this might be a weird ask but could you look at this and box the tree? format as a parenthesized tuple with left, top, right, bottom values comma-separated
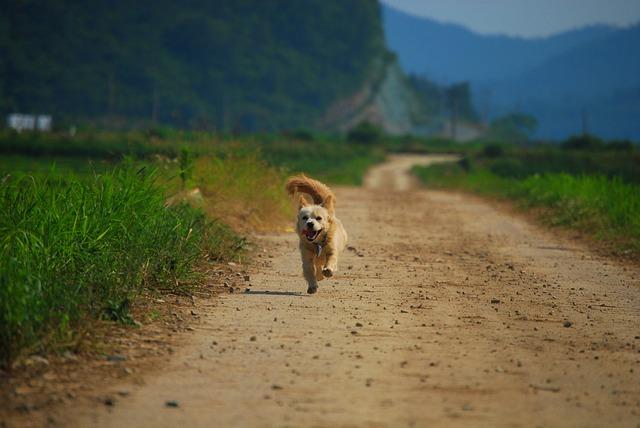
(488, 113, 538, 142)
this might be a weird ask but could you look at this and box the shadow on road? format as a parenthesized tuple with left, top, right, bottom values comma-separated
(243, 290, 304, 296)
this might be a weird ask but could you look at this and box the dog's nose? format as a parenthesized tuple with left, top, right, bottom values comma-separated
(306, 221, 314, 228)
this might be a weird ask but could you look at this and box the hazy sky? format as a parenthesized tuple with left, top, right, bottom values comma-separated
(381, 0, 640, 38)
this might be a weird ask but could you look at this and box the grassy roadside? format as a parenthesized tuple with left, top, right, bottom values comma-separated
(413, 159, 640, 254)
(0, 165, 249, 366)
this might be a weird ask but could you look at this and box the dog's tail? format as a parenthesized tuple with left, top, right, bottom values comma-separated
(285, 174, 335, 212)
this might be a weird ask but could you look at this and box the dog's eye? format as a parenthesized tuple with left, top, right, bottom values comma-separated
(316, 216, 322, 221)
(302, 216, 308, 221)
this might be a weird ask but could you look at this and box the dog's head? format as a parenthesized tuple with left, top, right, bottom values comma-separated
(296, 195, 334, 243)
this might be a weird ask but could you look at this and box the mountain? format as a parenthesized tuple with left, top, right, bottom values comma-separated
(382, 4, 615, 84)
(382, 4, 640, 140)
(0, 0, 387, 131)
(488, 25, 640, 138)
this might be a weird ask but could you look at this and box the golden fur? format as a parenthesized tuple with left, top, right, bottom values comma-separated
(285, 175, 348, 294)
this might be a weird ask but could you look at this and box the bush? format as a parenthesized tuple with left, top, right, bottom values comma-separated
(606, 140, 635, 151)
(346, 121, 382, 145)
(490, 158, 526, 179)
(562, 134, 604, 151)
(482, 143, 505, 158)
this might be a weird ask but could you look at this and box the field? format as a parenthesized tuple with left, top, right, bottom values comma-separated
(0, 129, 384, 368)
(0, 129, 384, 185)
(413, 140, 640, 253)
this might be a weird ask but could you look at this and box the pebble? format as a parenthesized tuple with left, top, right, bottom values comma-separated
(107, 354, 127, 362)
(165, 400, 179, 408)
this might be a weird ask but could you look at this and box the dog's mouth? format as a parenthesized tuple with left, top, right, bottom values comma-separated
(303, 228, 322, 242)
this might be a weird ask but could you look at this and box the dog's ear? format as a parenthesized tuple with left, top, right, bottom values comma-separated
(322, 195, 335, 216)
(298, 194, 310, 209)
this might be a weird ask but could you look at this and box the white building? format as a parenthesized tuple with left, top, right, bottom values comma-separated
(6, 113, 52, 132)
(36, 115, 52, 131)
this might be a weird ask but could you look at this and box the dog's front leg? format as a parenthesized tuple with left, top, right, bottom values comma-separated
(301, 252, 319, 294)
(322, 248, 338, 278)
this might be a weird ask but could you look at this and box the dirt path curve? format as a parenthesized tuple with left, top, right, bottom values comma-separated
(67, 155, 639, 427)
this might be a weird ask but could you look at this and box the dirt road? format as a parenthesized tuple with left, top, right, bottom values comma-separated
(66, 154, 639, 427)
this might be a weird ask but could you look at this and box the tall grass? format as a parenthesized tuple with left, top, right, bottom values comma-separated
(0, 165, 243, 366)
(413, 162, 640, 252)
(193, 154, 291, 231)
(517, 174, 640, 240)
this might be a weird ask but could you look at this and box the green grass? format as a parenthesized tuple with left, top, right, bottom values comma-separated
(413, 161, 640, 252)
(0, 165, 244, 366)
(258, 139, 385, 185)
(0, 130, 385, 185)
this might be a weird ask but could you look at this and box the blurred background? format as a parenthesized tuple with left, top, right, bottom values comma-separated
(1, 0, 639, 141)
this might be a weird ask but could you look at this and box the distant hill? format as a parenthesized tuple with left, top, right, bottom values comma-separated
(382, 4, 615, 84)
(382, 4, 640, 140)
(489, 25, 640, 138)
(0, 0, 386, 130)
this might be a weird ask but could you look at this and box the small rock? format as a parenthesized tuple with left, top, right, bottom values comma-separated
(62, 351, 78, 362)
(490, 298, 501, 304)
(104, 397, 115, 406)
(107, 354, 127, 362)
(250, 336, 257, 341)
(355, 322, 363, 327)
(563, 321, 573, 328)
(271, 384, 283, 390)
(243, 275, 251, 282)
(165, 400, 179, 408)
(25, 355, 49, 367)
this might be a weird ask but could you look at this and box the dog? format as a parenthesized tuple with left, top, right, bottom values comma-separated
(285, 175, 347, 294)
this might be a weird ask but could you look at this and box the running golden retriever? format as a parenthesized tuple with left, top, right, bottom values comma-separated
(285, 175, 348, 294)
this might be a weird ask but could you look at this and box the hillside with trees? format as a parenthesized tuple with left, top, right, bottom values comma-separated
(0, 0, 385, 130)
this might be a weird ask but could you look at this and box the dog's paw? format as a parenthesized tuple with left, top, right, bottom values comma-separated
(322, 268, 333, 278)
(307, 285, 318, 294)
